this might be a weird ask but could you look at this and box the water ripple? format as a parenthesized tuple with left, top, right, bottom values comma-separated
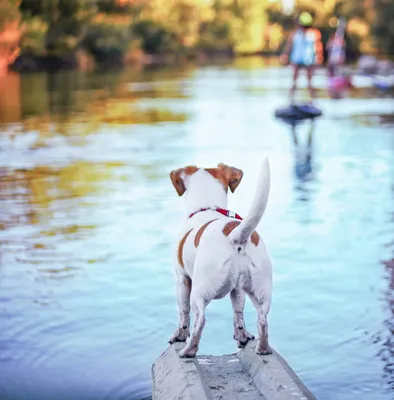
(0, 61, 393, 400)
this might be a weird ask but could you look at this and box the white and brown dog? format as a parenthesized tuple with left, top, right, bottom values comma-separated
(169, 159, 272, 358)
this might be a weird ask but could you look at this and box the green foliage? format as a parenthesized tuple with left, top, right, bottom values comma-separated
(96, 0, 135, 14)
(167, 1, 200, 47)
(21, 0, 96, 24)
(334, 0, 394, 56)
(83, 15, 133, 60)
(266, 5, 294, 32)
(13, 0, 394, 65)
(20, 16, 48, 56)
(338, 0, 368, 21)
(132, 19, 181, 55)
(371, 0, 394, 57)
(0, 0, 21, 31)
(20, 0, 96, 56)
(197, 14, 234, 53)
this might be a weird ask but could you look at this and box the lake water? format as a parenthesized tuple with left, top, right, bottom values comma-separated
(0, 57, 393, 400)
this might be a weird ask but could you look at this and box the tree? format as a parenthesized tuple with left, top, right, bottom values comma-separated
(20, 0, 97, 57)
(371, 0, 394, 57)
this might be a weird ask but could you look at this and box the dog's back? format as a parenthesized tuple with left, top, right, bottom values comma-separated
(181, 159, 271, 280)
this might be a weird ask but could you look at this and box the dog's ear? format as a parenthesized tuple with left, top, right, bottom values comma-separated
(170, 166, 198, 196)
(170, 168, 186, 196)
(218, 163, 243, 193)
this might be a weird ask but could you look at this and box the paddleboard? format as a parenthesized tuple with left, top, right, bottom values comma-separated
(275, 104, 322, 122)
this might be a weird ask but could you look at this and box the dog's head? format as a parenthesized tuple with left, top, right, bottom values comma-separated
(170, 164, 243, 196)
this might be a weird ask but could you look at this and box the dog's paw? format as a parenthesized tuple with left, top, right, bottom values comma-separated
(168, 327, 190, 344)
(179, 345, 198, 358)
(233, 326, 255, 348)
(255, 346, 273, 356)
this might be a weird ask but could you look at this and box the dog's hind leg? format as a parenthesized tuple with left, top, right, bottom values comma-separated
(169, 276, 191, 344)
(179, 296, 208, 358)
(230, 289, 255, 347)
(247, 291, 272, 355)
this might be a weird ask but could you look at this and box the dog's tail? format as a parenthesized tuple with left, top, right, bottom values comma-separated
(228, 158, 270, 246)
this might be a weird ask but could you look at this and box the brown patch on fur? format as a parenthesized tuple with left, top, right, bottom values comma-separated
(223, 221, 260, 246)
(205, 164, 243, 193)
(178, 229, 193, 267)
(194, 219, 217, 247)
(218, 164, 243, 193)
(183, 165, 198, 175)
(222, 220, 241, 236)
(205, 168, 228, 191)
(251, 231, 260, 246)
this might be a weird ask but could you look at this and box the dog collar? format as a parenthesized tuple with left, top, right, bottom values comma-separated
(189, 207, 243, 220)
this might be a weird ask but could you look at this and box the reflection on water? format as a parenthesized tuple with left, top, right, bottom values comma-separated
(0, 58, 393, 400)
(288, 120, 316, 202)
(381, 198, 394, 391)
(291, 121, 314, 181)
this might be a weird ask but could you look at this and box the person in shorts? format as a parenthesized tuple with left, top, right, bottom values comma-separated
(280, 12, 323, 104)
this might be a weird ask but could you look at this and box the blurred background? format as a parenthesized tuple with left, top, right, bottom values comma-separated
(0, 1, 393, 400)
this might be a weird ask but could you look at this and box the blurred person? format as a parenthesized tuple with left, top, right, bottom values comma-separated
(280, 12, 323, 104)
(326, 18, 352, 98)
(326, 18, 347, 78)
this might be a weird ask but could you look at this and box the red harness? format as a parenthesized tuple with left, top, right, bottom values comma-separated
(189, 207, 243, 220)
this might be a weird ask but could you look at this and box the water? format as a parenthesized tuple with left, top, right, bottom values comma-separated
(0, 57, 393, 400)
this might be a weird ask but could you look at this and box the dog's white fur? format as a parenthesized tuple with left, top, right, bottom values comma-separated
(169, 159, 272, 358)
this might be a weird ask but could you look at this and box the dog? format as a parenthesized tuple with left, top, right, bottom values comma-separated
(169, 159, 272, 358)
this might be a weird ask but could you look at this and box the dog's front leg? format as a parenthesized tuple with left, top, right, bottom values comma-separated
(169, 276, 191, 344)
(231, 289, 255, 347)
